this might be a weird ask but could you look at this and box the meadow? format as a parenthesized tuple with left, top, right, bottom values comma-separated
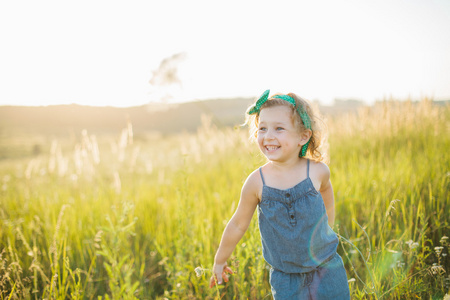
(0, 99, 449, 299)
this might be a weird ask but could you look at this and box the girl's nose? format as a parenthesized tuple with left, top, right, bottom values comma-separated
(265, 129, 275, 140)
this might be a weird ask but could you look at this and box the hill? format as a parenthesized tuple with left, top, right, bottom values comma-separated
(0, 97, 255, 138)
(0, 97, 258, 159)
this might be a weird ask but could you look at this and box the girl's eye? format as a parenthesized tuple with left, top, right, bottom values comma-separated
(276, 127, 284, 131)
(259, 127, 267, 132)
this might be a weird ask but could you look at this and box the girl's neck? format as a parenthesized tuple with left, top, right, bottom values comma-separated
(262, 158, 309, 190)
(267, 157, 306, 172)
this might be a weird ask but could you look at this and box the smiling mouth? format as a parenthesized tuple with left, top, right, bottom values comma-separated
(265, 145, 280, 151)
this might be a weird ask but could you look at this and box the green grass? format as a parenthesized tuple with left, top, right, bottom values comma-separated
(0, 100, 449, 299)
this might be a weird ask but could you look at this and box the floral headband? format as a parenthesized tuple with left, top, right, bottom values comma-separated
(248, 89, 311, 157)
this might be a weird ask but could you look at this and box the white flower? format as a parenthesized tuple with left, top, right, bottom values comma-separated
(435, 246, 444, 255)
(194, 267, 203, 277)
(405, 240, 420, 249)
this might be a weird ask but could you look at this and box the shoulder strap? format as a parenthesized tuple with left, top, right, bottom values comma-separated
(259, 167, 266, 186)
(306, 159, 310, 178)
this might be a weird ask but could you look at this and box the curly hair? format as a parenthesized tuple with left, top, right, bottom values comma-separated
(245, 93, 328, 162)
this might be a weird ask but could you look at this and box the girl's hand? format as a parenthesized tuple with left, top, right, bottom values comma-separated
(209, 262, 233, 288)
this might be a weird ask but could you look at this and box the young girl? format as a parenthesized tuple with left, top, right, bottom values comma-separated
(209, 90, 350, 299)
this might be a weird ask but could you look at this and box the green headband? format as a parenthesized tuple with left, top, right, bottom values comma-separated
(248, 89, 311, 157)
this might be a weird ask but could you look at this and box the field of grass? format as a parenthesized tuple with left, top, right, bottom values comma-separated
(0, 100, 449, 299)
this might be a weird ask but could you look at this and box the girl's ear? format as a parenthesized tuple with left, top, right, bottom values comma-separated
(299, 129, 312, 146)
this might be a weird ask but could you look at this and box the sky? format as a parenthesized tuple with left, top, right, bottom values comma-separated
(1, 0, 449, 107)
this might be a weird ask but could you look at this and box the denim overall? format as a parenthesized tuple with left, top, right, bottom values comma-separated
(258, 160, 350, 299)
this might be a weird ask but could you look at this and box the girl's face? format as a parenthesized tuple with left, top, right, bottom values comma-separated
(257, 105, 304, 162)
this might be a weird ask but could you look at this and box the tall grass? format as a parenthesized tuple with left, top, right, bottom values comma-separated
(0, 100, 448, 299)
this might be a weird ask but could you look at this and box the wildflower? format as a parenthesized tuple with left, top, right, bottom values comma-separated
(405, 240, 419, 249)
(348, 278, 356, 283)
(430, 264, 445, 276)
(194, 266, 204, 277)
(435, 246, 444, 255)
(396, 260, 405, 268)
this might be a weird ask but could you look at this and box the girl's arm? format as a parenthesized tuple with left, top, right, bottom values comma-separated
(319, 163, 335, 227)
(210, 172, 260, 288)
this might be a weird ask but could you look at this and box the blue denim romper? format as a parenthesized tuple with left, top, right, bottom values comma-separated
(258, 160, 350, 299)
